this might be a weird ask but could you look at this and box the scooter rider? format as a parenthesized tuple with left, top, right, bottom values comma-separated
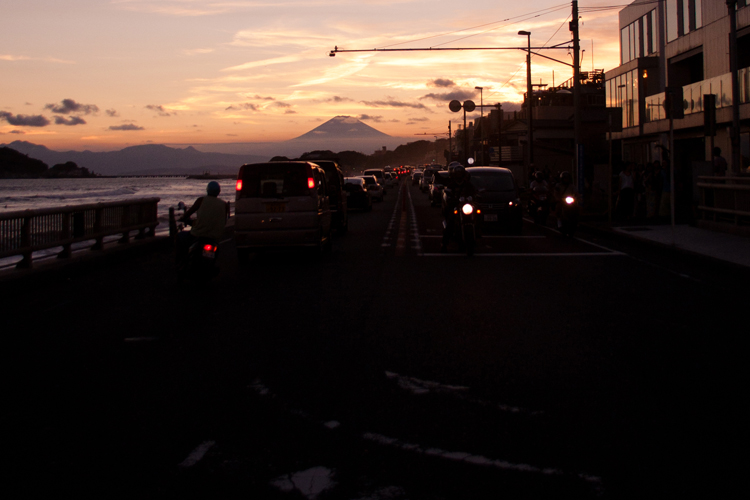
(530, 171, 549, 194)
(553, 171, 578, 229)
(176, 181, 227, 263)
(441, 162, 476, 252)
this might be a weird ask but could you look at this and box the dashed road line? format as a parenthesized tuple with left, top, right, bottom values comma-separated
(178, 440, 216, 468)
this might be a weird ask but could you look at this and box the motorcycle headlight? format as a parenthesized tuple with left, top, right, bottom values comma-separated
(462, 204, 474, 215)
(565, 196, 575, 205)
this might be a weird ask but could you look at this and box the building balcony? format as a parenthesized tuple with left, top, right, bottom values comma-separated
(643, 67, 750, 122)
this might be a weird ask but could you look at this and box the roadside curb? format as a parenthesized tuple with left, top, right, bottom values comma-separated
(579, 221, 750, 271)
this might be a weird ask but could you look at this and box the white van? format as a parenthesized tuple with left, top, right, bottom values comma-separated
(363, 168, 388, 194)
(234, 162, 332, 258)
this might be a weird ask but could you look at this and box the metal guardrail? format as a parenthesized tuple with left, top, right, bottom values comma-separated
(0, 198, 159, 269)
(697, 176, 750, 228)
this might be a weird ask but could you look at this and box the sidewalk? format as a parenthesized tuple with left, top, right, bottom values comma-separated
(586, 221, 750, 269)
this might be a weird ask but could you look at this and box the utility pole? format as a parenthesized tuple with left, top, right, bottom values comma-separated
(448, 121, 452, 164)
(497, 103, 503, 167)
(571, 0, 582, 193)
(727, 0, 741, 174)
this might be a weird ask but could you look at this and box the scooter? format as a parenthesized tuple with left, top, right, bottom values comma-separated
(174, 203, 220, 283)
(528, 187, 550, 225)
(558, 193, 580, 237)
(443, 195, 477, 256)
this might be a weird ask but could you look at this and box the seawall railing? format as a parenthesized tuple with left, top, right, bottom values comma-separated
(697, 176, 750, 236)
(0, 198, 159, 269)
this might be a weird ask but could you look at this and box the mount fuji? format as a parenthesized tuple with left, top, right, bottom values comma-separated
(185, 116, 410, 157)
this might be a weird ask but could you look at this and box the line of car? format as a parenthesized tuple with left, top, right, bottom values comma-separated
(414, 165, 524, 235)
(231, 160, 523, 260)
(233, 162, 397, 259)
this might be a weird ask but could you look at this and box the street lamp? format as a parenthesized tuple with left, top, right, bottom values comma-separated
(518, 30, 533, 179)
(475, 86, 484, 165)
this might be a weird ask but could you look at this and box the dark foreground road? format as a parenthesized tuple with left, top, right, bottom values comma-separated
(4, 181, 747, 499)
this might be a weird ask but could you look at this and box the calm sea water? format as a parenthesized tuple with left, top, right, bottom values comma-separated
(0, 177, 235, 231)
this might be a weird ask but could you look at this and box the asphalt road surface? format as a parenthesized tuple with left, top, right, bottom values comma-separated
(5, 179, 747, 499)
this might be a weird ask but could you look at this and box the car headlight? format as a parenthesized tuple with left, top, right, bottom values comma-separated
(462, 204, 474, 215)
(565, 196, 575, 205)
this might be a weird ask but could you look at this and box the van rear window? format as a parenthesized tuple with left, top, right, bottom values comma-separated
(240, 163, 310, 198)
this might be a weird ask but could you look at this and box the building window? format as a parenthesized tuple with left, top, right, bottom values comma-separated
(695, 0, 702, 29)
(667, 0, 679, 42)
(668, 0, 702, 42)
(634, 18, 642, 59)
(620, 10, 656, 63)
(621, 27, 630, 63)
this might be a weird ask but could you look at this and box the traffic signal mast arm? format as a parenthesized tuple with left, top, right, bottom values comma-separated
(329, 43, 573, 61)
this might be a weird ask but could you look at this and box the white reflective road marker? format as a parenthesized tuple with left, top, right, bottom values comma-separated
(178, 440, 215, 468)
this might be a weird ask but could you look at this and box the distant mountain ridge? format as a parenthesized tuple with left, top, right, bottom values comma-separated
(0, 141, 267, 176)
(178, 116, 410, 156)
(1, 116, 411, 175)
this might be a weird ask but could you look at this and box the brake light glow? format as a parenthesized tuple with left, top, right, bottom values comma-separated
(236, 179, 243, 191)
(308, 177, 315, 189)
(203, 244, 216, 252)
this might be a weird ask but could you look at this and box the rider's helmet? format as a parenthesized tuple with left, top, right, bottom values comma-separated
(449, 163, 467, 183)
(559, 171, 572, 185)
(206, 181, 221, 196)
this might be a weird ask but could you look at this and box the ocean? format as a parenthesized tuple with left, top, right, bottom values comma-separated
(0, 177, 236, 268)
(0, 177, 235, 229)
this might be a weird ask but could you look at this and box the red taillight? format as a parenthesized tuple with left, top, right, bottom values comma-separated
(236, 179, 243, 191)
(203, 244, 216, 252)
(308, 177, 315, 189)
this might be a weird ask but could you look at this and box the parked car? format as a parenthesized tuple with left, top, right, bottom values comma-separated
(234, 161, 332, 258)
(466, 166, 523, 234)
(358, 175, 384, 202)
(344, 177, 372, 211)
(363, 168, 388, 194)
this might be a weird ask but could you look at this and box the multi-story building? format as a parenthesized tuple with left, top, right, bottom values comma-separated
(605, 0, 750, 172)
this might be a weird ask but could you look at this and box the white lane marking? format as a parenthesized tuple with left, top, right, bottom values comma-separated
(419, 235, 544, 239)
(249, 378, 272, 396)
(178, 440, 216, 468)
(573, 236, 625, 254)
(362, 433, 602, 486)
(386, 371, 540, 415)
(407, 188, 422, 255)
(386, 371, 469, 394)
(421, 252, 624, 257)
(381, 187, 404, 248)
(271, 466, 337, 500)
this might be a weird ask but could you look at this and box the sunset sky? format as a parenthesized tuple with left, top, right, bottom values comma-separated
(1, 0, 623, 152)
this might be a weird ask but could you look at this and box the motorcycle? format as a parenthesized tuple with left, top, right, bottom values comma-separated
(173, 203, 220, 283)
(528, 187, 550, 225)
(443, 194, 477, 256)
(558, 193, 580, 237)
